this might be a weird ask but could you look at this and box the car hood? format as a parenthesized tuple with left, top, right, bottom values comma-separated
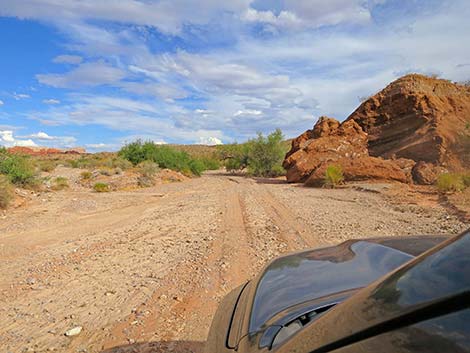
(249, 240, 413, 333)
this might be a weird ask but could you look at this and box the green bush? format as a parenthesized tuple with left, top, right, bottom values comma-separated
(0, 175, 14, 209)
(218, 143, 250, 172)
(324, 165, 344, 188)
(0, 149, 37, 186)
(93, 182, 110, 193)
(119, 141, 205, 176)
(246, 129, 286, 177)
(437, 173, 465, 193)
(52, 177, 69, 191)
(197, 157, 220, 171)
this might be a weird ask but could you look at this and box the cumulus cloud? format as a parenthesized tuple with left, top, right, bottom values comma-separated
(43, 98, 61, 104)
(36, 61, 126, 88)
(0, 130, 37, 147)
(0, 100, 3, 106)
(28, 131, 54, 140)
(2, 0, 470, 145)
(53, 54, 83, 64)
(197, 136, 223, 145)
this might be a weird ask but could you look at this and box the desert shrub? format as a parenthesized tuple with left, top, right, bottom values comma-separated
(138, 160, 159, 177)
(80, 171, 93, 180)
(67, 159, 80, 168)
(119, 140, 205, 176)
(219, 143, 251, 172)
(324, 165, 344, 188)
(110, 157, 133, 170)
(93, 182, 110, 193)
(99, 168, 114, 176)
(51, 177, 69, 191)
(461, 173, 470, 188)
(437, 173, 465, 193)
(197, 157, 220, 171)
(246, 129, 285, 177)
(137, 176, 155, 187)
(0, 175, 14, 209)
(0, 149, 36, 186)
(37, 160, 56, 172)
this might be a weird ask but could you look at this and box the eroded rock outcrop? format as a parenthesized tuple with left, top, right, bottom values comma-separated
(284, 74, 470, 186)
(346, 74, 470, 170)
(283, 117, 368, 183)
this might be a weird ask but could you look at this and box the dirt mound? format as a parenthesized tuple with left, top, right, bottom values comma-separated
(8, 146, 86, 156)
(346, 74, 470, 170)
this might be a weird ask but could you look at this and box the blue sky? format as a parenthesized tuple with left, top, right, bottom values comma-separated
(0, 0, 469, 151)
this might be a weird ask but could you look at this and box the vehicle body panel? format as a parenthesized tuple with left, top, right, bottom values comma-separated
(205, 235, 448, 353)
(275, 231, 470, 353)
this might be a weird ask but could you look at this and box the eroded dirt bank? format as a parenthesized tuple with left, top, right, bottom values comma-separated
(0, 172, 467, 353)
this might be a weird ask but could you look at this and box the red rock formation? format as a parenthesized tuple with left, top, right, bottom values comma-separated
(283, 117, 369, 183)
(7, 146, 86, 156)
(305, 157, 408, 186)
(284, 74, 470, 186)
(346, 74, 470, 171)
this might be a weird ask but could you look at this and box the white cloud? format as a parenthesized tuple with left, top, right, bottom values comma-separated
(36, 61, 126, 88)
(53, 54, 83, 64)
(234, 109, 263, 117)
(43, 98, 61, 104)
(0, 0, 251, 34)
(0, 130, 15, 143)
(198, 136, 223, 145)
(28, 131, 54, 140)
(0, 130, 37, 147)
(13, 93, 31, 100)
(0, 100, 3, 106)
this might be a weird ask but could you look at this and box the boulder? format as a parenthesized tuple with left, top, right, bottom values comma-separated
(346, 74, 470, 170)
(412, 161, 448, 185)
(283, 117, 368, 183)
(305, 157, 408, 186)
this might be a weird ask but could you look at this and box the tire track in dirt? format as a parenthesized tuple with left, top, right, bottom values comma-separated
(101, 178, 253, 353)
(241, 178, 324, 250)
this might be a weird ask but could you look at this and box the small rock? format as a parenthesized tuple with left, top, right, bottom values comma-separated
(26, 277, 36, 285)
(64, 326, 82, 337)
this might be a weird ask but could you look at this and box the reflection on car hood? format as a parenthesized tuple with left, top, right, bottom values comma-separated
(250, 241, 413, 332)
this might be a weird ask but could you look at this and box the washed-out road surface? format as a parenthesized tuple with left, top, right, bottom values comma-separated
(0, 172, 466, 353)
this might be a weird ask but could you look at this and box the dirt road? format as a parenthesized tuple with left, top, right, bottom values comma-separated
(0, 172, 466, 353)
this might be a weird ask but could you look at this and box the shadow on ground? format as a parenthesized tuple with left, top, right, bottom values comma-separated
(101, 340, 205, 353)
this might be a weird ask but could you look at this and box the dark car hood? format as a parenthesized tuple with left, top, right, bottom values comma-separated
(249, 240, 413, 332)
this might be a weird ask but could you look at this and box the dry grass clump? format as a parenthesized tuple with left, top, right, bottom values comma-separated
(137, 161, 159, 187)
(37, 160, 57, 172)
(437, 173, 466, 193)
(0, 175, 14, 209)
(51, 177, 69, 191)
(80, 171, 93, 180)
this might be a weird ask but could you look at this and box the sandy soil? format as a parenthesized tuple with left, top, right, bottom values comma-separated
(0, 171, 467, 353)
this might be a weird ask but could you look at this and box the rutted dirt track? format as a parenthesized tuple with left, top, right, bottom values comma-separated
(0, 172, 467, 353)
